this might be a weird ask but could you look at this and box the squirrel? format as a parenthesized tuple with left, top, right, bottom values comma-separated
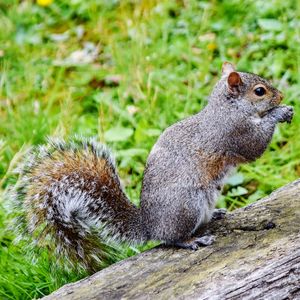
(10, 62, 293, 271)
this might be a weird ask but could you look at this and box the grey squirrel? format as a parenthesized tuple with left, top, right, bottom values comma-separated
(11, 62, 293, 271)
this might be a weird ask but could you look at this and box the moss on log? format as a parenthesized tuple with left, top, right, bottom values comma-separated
(44, 179, 300, 300)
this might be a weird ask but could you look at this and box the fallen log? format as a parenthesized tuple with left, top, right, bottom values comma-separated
(44, 179, 300, 300)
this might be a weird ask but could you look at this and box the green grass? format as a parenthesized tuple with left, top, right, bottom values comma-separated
(0, 0, 299, 298)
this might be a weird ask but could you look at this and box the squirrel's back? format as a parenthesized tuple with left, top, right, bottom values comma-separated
(12, 137, 144, 270)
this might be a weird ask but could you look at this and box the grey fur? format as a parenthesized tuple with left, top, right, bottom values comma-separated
(140, 68, 293, 246)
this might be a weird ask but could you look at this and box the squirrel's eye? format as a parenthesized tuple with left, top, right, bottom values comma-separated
(254, 87, 266, 97)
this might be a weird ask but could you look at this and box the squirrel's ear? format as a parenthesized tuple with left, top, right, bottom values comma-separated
(227, 71, 243, 94)
(222, 62, 236, 76)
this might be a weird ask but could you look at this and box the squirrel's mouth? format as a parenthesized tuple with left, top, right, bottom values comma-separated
(258, 106, 277, 118)
(258, 110, 269, 118)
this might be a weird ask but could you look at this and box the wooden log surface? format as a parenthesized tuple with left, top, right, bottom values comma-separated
(44, 179, 300, 300)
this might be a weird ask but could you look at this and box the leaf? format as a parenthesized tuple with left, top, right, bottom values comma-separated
(15, 29, 42, 45)
(104, 127, 134, 142)
(248, 190, 265, 203)
(144, 129, 162, 137)
(258, 19, 283, 31)
(229, 186, 248, 197)
(226, 173, 244, 186)
(49, 33, 70, 42)
(117, 148, 148, 158)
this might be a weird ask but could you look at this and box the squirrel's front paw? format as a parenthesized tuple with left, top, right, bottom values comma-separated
(270, 105, 294, 123)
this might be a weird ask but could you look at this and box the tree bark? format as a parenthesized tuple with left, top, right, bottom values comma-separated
(44, 179, 300, 300)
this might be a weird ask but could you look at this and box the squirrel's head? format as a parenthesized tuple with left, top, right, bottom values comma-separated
(210, 62, 284, 116)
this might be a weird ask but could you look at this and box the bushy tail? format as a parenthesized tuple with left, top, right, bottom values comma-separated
(10, 136, 144, 271)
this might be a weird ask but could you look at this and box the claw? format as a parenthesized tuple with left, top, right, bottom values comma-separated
(173, 235, 216, 250)
(212, 208, 227, 220)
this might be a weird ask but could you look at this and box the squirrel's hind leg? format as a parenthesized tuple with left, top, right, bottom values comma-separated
(173, 235, 215, 250)
(174, 209, 226, 250)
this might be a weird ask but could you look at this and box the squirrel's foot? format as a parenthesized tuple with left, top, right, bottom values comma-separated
(212, 208, 227, 220)
(174, 235, 216, 250)
(269, 105, 294, 123)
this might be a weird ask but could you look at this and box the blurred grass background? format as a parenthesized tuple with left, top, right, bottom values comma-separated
(0, 0, 299, 298)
